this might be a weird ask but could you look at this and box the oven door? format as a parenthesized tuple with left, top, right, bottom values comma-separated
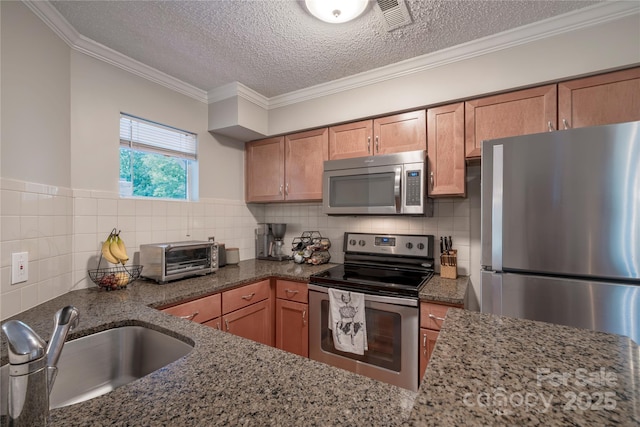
(308, 284, 419, 391)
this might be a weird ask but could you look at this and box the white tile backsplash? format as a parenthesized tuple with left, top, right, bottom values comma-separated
(1, 170, 479, 319)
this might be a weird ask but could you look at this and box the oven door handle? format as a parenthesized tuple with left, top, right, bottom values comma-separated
(308, 284, 418, 307)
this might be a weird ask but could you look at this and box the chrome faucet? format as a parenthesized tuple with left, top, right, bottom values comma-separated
(2, 306, 79, 426)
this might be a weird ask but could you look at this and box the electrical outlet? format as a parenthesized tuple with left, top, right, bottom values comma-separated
(11, 252, 28, 285)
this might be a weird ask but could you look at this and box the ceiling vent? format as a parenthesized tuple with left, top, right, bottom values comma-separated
(375, 0, 412, 32)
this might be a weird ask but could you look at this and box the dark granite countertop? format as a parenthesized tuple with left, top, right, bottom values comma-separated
(409, 309, 640, 426)
(2, 260, 637, 425)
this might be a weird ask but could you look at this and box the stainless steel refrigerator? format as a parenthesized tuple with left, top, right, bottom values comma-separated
(481, 121, 639, 344)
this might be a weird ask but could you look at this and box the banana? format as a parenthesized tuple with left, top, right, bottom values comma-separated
(101, 236, 119, 264)
(116, 235, 129, 264)
(109, 236, 129, 264)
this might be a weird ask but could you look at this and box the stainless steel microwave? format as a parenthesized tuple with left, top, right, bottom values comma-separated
(140, 241, 218, 283)
(322, 150, 432, 216)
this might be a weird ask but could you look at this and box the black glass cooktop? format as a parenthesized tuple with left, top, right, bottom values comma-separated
(310, 264, 433, 298)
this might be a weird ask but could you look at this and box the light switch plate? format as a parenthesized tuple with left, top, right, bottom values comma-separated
(11, 252, 28, 284)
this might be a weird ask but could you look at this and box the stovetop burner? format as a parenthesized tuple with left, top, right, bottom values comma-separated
(310, 232, 435, 298)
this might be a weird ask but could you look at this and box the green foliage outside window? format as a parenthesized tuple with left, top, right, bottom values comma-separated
(120, 148, 189, 199)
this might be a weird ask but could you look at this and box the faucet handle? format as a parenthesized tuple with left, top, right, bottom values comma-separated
(46, 306, 79, 369)
(1, 320, 46, 365)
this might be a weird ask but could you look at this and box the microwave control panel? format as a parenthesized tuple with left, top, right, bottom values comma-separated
(405, 170, 421, 206)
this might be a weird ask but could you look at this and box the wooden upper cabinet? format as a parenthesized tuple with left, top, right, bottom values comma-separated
(328, 110, 426, 160)
(375, 110, 426, 155)
(328, 119, 373, 159)
(427, 103, 465, 197)
(465, 84, 557, 159)
(284, 128, 328, 201)
(558, 67, 640, 130)
(246, 136, 284, 202)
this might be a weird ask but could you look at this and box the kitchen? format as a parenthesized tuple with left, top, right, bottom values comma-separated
(1, 0, 639, 425)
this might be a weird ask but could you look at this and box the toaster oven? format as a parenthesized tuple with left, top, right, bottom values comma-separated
(139, 241, 218, 283)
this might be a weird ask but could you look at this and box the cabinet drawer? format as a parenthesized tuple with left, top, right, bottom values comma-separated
(276, 280, 308, 303)
(222, 279, 271, 314)
(162, 293, 221, 324)
(420, 302, 451, 331)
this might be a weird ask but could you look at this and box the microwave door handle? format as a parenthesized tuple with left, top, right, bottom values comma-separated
(394, 167, 402, 213)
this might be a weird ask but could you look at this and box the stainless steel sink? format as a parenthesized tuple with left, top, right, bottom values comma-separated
(1, 325, 193, 411)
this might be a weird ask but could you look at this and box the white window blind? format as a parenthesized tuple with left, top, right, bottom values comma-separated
(120, 113, 197, 160)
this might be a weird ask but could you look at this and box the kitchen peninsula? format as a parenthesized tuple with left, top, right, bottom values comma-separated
(1, 260, 637, 426)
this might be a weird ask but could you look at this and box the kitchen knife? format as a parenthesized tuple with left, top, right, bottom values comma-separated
(440, 237, 444, 254)
(448, 236, 452, 251)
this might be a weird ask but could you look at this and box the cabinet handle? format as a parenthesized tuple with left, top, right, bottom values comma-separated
(367, 136, 371, 154)
(375, 136, 379, 153)
(562, 119, 570, 130)
(178, 311, 199, 321)
(302, 310, 307, 326)
(216, 322, 221, 330)
(428, 313, 446, 322)
(548, 121, 555, 132)
(285, 183, 289, 195)
(422, 333, 427, 355)
(430, 171, 434, 189)
(279, 184, 283, 195)
(241, 292, 256, 301)
(225, 319, 229, 331)
(285, 289, 299, 297)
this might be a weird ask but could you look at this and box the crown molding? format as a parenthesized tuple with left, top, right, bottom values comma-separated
(22, 0, 208, 103)
(22, 0, 639, 109)
(207, 82, 269, 109)
(267, 1, 640, 109)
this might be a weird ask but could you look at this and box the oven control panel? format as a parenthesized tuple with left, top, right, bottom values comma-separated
(344, 232, 434, 258)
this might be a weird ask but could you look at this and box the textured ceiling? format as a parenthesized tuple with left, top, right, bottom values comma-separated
(50, 0, 601, 98)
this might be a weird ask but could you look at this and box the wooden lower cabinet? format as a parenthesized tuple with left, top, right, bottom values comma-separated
(418, 301, 460, 381)
(223, 299, 272, 346)
(275, 299, 308, 357)
(161, 293, 221, 325)
(203, 317, 221, 330)
(419, 328, 439, 379)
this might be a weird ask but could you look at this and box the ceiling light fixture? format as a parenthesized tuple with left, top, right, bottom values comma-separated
(305, 0, 368, 24)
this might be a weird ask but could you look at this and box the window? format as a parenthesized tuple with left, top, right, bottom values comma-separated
(119, 113, 198, 200)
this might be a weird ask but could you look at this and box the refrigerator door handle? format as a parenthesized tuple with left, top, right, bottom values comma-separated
(491, 144, 504, 271)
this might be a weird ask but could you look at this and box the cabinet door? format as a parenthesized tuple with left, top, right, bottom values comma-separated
(328, 119, 373, 159)
(246, 136, 284, 202)
(275, 299, 308, 357)
(284, 128, 328, 201)
(558, 67, 640, 130)
(465, 85, 557, 159)
(202, 317, 221, 330)
(374, 110, 426, 155)
(223, 299, 272, 346)
(427, 103, 465, 197)
(162, 293, 221, 324)
(419, 328, 439, 380)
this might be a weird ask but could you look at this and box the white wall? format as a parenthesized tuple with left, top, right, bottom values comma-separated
(70, 51, 245, 200)
(267, 14, 640, 135)
(1, 1, 71, 187)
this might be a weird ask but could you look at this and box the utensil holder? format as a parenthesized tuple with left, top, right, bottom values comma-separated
(440, 250, 457, 279)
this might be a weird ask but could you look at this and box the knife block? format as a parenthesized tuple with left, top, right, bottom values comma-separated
(440, 250, 457, 279)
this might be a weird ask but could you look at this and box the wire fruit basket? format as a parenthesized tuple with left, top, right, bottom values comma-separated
(88, 264, 142, 291)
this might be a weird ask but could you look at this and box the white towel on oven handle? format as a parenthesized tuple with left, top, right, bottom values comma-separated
(328, 288, 368, 355)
